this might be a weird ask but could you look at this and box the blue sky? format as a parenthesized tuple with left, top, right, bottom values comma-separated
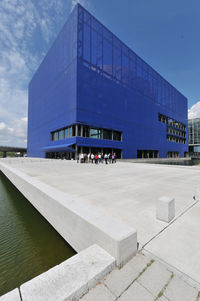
(0, 0, 199, 147)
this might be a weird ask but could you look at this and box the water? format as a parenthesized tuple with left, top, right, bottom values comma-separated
(149, 159, 200, 166)
(0, 172, 76, 296)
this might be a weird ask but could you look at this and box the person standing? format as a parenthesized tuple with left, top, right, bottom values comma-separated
(104, 153, 108, 164)
(98, 153, 101, 164)
(80, 153, 84, 163)
(91, 153, 94, 163)
(112, 153, 115, 163)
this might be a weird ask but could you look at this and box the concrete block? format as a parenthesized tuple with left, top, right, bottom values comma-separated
(164, 276, 198, 301)
(137, 261, 172, 297)
(0, 289, 21, 301)
(118, 281, 154, 301)
(20, 244, 115, 301)
(156, 196, 175, 222)
(80, 283, 115, 301)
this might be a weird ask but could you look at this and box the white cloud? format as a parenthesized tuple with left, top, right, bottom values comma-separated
(0, 122, 6, 131)
(188, 101, 200, 119)
(0, 117, 27, 147)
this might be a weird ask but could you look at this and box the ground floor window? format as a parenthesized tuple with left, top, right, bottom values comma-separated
(167, 151, 179, 158)
(46, 146, 122, 159)
(46, 152, 75, 160)
(77, 146, 122, 159)
(51, 124, 122, 142)
(137, 150, 159, 159)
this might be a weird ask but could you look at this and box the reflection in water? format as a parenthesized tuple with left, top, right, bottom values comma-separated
(0, 172, 76, 296)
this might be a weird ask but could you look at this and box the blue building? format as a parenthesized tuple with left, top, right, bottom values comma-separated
(28, 4, 188, 159)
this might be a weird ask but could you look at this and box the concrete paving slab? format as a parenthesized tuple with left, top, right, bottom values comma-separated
(103, 253, 152, 298)
(118, 281, 155, 301)
(157, 296, 168, 301)
(137, 261, 172, 297)
(164, 276, 198, 301)
(104, 262, 139, 297)
(80, 283, 115, 301)
(145, 202, 200, 284)
(0, 289, 21, 301)
(126, 253, 152, 273)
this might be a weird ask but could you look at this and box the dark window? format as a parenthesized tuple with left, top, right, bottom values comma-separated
(51, 132, 55, 141)
(103, 129, 112, 140)
(77, 125, 81, 136)
(83, 125, 89, 137)
(72, 125, 76, 136)
(113, 131, 121, 141)
(68, 127, 72, 137)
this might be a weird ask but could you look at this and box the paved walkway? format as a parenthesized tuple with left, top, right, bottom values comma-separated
(80, 253, 200, 301)
(2, 158, 200, 300)
(6, 159, 200, 283)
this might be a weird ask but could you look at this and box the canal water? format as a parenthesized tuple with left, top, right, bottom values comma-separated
(149, 159, 200, 166)
(0, 172, 76, 296)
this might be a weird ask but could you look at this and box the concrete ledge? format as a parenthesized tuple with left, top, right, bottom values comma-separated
(0, 160, 137, 266)
(121, 157, 191, 164)
(20, 244, 115, 301)
(0, 288, 21, 301)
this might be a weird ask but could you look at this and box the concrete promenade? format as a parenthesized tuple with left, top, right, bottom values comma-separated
(0, 158, 200, 300)
(80, 252, 200, 301)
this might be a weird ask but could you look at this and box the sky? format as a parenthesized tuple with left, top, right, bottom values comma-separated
(0, 0, 200, 147)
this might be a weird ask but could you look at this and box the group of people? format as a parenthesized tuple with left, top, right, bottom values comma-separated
(77, 153, 117, 164)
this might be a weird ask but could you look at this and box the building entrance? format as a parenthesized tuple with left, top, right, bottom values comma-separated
(77, 146, 122, 158)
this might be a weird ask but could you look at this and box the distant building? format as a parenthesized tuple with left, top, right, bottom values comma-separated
(188, 118, 200, 153)
(27, 4, 188, 159)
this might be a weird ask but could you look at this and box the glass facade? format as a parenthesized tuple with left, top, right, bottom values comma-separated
(77, 5, 185, 112)
(51, 124, 122, 142)
(188, 118, 200, 145)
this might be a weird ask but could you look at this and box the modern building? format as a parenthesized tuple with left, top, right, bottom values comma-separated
(27, 4, 188, 159)
(188, 118, 200, 153)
